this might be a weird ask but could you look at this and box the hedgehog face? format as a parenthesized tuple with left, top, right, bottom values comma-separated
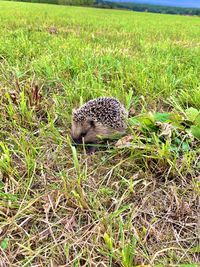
(71, 119, 117, 144)
(71, 119, 97, 144)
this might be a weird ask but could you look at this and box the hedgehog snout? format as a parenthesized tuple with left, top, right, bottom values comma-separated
(72, 130, 88, 143)
(72, 137, 82, 144)
(71, 130, 96, 145)
(71, 130, 85, 144)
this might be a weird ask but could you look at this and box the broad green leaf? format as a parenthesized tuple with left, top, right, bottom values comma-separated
(128, 117, 140, 126)
(194, 114, 200, 126)
(185, 107, 200, 122)
(140, 116, 156, 131)
(174, 137, 181, 144)
(154, 112, 171, 122)
(169, 145, 179, 153)
(182, 142, 190, 152)
(0, 238, 9, 250)
(141, 117, 154, 127)
(191, 125, 200, 139)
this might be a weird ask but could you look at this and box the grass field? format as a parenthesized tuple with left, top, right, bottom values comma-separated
(0, 1, 200, 266)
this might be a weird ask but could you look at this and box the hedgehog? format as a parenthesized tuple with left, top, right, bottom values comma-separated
(71, 97, 128, 151)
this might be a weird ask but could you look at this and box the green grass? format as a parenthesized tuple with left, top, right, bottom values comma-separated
(0, 1, 200, 266)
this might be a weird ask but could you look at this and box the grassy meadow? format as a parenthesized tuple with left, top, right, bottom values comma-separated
(0, 1, 200, 266)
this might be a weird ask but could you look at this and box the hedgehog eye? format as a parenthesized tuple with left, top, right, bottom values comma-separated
(81, 132, 87, 138)
(89, 120, 95, 127)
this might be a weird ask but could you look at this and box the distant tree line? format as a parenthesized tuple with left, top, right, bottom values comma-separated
(95, 0, 200, 15)
(7, 0, 95, 6)
(6, 0, 200, 15)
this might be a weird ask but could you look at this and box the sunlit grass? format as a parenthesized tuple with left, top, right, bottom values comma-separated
(0, 1, 200, 266)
